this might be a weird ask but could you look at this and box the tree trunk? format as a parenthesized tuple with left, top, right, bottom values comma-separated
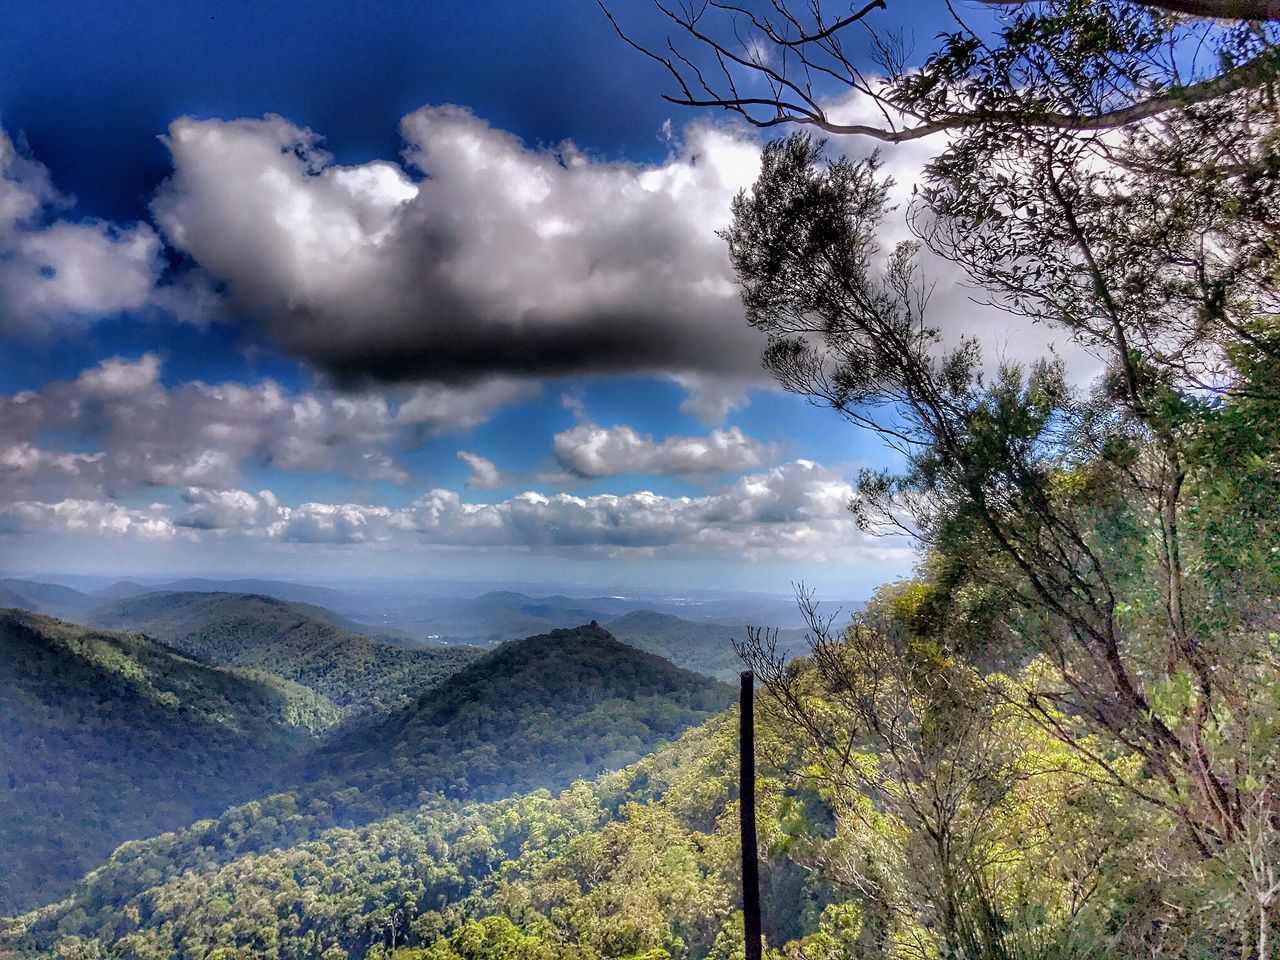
(741, 670, 763, 960)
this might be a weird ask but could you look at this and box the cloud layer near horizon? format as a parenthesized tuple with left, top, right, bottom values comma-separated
(0, 458, 908, 566)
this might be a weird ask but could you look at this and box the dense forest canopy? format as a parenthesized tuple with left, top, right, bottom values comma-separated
(0, 616, 729, 926)
(0, 609, 338, 914)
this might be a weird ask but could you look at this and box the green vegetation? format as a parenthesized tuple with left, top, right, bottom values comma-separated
(0, 608, 339, 915)
(86, 592, 479, 710)
(0, 616, 727, 930)
(302, 624, 734, 811)
(0, 646, 1191, 960)
(4, 4, 1280, 957)
(1, 718, 777, 960)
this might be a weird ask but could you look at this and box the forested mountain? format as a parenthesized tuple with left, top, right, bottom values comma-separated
(91, 577, 357, 609)
(302, 623, 734, 810)
(0, 611, 728, 926)
(91, 580, 154, 601)
(0, 609, 340, 915)
(86, 592, 479, 709)
(0, 579, 98, 621)
(607, 609, 810, 681)
(2, 716, 780, 960)
(154, 577, 356, 609)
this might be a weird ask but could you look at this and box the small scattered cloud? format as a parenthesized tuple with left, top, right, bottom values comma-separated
(0, 131, 164, 334)
(457, 450, 504, 490)
(553, 422, 772, 479)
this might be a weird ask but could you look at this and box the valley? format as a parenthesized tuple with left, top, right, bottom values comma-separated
(0, 577, 768, 924)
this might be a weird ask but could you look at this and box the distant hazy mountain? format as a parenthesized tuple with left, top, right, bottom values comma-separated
(86, 591, 479, 709)
(0, 578, 99, 620)
(0, 608, 339, 914)
(607, 609, 812, 681)
(154, 576, 355, 608)
(91, 579, 154, 601)
(396, 590, 631, 643)
(304, 622, 734, 809)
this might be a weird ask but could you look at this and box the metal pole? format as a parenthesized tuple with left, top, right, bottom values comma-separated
(740, 669, 763, 960)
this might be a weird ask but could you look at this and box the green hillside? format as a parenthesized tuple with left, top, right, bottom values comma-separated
(0, 608, 340, 914)
(86, 591, 480, 709)
(0, 622, 732, 937)
(2, 717, 767, 960)
(302, 622, 734, 810)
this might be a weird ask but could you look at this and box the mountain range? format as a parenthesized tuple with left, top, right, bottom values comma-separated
(0, 599, 734, 917)
(85, 591, 478, 709)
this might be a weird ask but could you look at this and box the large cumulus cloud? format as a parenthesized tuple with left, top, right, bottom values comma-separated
(150, 107, 766, 384)
(3, 105, 1090, 394)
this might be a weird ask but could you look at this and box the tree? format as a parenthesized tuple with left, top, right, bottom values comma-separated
(604, 0, 1280, 141)
(709, 120, 1280, 950)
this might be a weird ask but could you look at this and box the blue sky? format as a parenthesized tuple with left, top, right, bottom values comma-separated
(0, 0, 1009, 596)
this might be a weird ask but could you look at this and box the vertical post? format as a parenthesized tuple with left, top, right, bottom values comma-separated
(740, 669, 763, 960)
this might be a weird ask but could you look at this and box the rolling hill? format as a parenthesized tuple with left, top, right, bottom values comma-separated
(303, 621, 735, 808)
(0, 620, 734, 930)
(0, 608, 340, 914)
(0, 578, 98, 621)
(85, 591, 479, 709)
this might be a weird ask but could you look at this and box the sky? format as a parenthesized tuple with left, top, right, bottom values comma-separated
(0, 0, 1045, 597)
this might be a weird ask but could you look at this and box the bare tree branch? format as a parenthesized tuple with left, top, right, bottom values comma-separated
(983, 0, 1280, 22)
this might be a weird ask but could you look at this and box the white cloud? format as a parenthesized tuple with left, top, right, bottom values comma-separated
(157, 459, 888, 564)
(553, 422, 771, 478)
(0, 498, 178, 541)
(1, 458, 912, 572)
(0, 130, 164, 334)
(2, 106, 1090, 395)
(396, 378, 538, 432)
(141, 103, 1094, 390)
(457, 450, 504, 490)
(176, 487, 286, 531)
(0, 355, 527, 502)
(149, 108, 769, 384)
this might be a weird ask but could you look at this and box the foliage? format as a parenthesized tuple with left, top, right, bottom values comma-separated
(302, 624, 734, 812)
(0, 608, 339, 914)
(0, 620, 728, 937)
